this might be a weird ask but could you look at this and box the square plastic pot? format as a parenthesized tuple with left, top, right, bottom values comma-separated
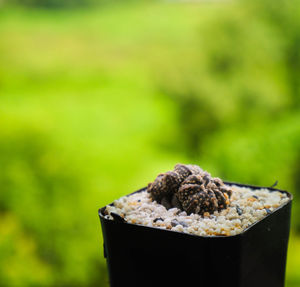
(98, 182, 292, 287)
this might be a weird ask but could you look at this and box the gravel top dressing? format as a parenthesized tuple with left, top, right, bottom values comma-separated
(104, 164, 289, 236)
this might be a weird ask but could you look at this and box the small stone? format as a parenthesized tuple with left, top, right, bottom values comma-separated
(236, 205, 243, 216)
(171, 219, 180, 227)
(153, 217, 164, 223)
(178, 221, 189, 227)
(265, 208, 272, 214)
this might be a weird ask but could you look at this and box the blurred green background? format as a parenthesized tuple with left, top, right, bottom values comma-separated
(0, 0, 300, 285)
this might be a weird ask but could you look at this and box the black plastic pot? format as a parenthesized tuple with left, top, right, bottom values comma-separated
(98, 182, 292, 287)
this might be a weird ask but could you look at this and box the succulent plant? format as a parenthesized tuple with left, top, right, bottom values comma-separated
(147, 164, 232, 215)
(147, 164, 201, 204)
(177, 173, 232, 215)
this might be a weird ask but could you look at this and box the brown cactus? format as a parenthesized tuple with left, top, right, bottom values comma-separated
(147, 164, 232, 215)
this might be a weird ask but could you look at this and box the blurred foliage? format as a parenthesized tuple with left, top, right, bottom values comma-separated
(0, 120, 108, 286)
(0, 0, 299, 286)
(155, 0, 300, 228)
(2, 0, 100, 9)
(157, 0, 300, 155)
(1, 0, 149, 9)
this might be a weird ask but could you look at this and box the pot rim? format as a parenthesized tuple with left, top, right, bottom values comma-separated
(98, 181, 293, 239)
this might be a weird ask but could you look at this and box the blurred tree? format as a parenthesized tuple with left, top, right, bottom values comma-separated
(0, 214, 51, 286)
(3, 0, 100, 9)
(156, 0, 300, 229)
(2, 0, 149, 9)
(0, 118, 107, 286)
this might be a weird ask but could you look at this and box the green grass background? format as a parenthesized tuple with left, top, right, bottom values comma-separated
(0, 1, 300, 286)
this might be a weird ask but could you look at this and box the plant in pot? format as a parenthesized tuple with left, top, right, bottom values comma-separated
(99, 164, 292, 287)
